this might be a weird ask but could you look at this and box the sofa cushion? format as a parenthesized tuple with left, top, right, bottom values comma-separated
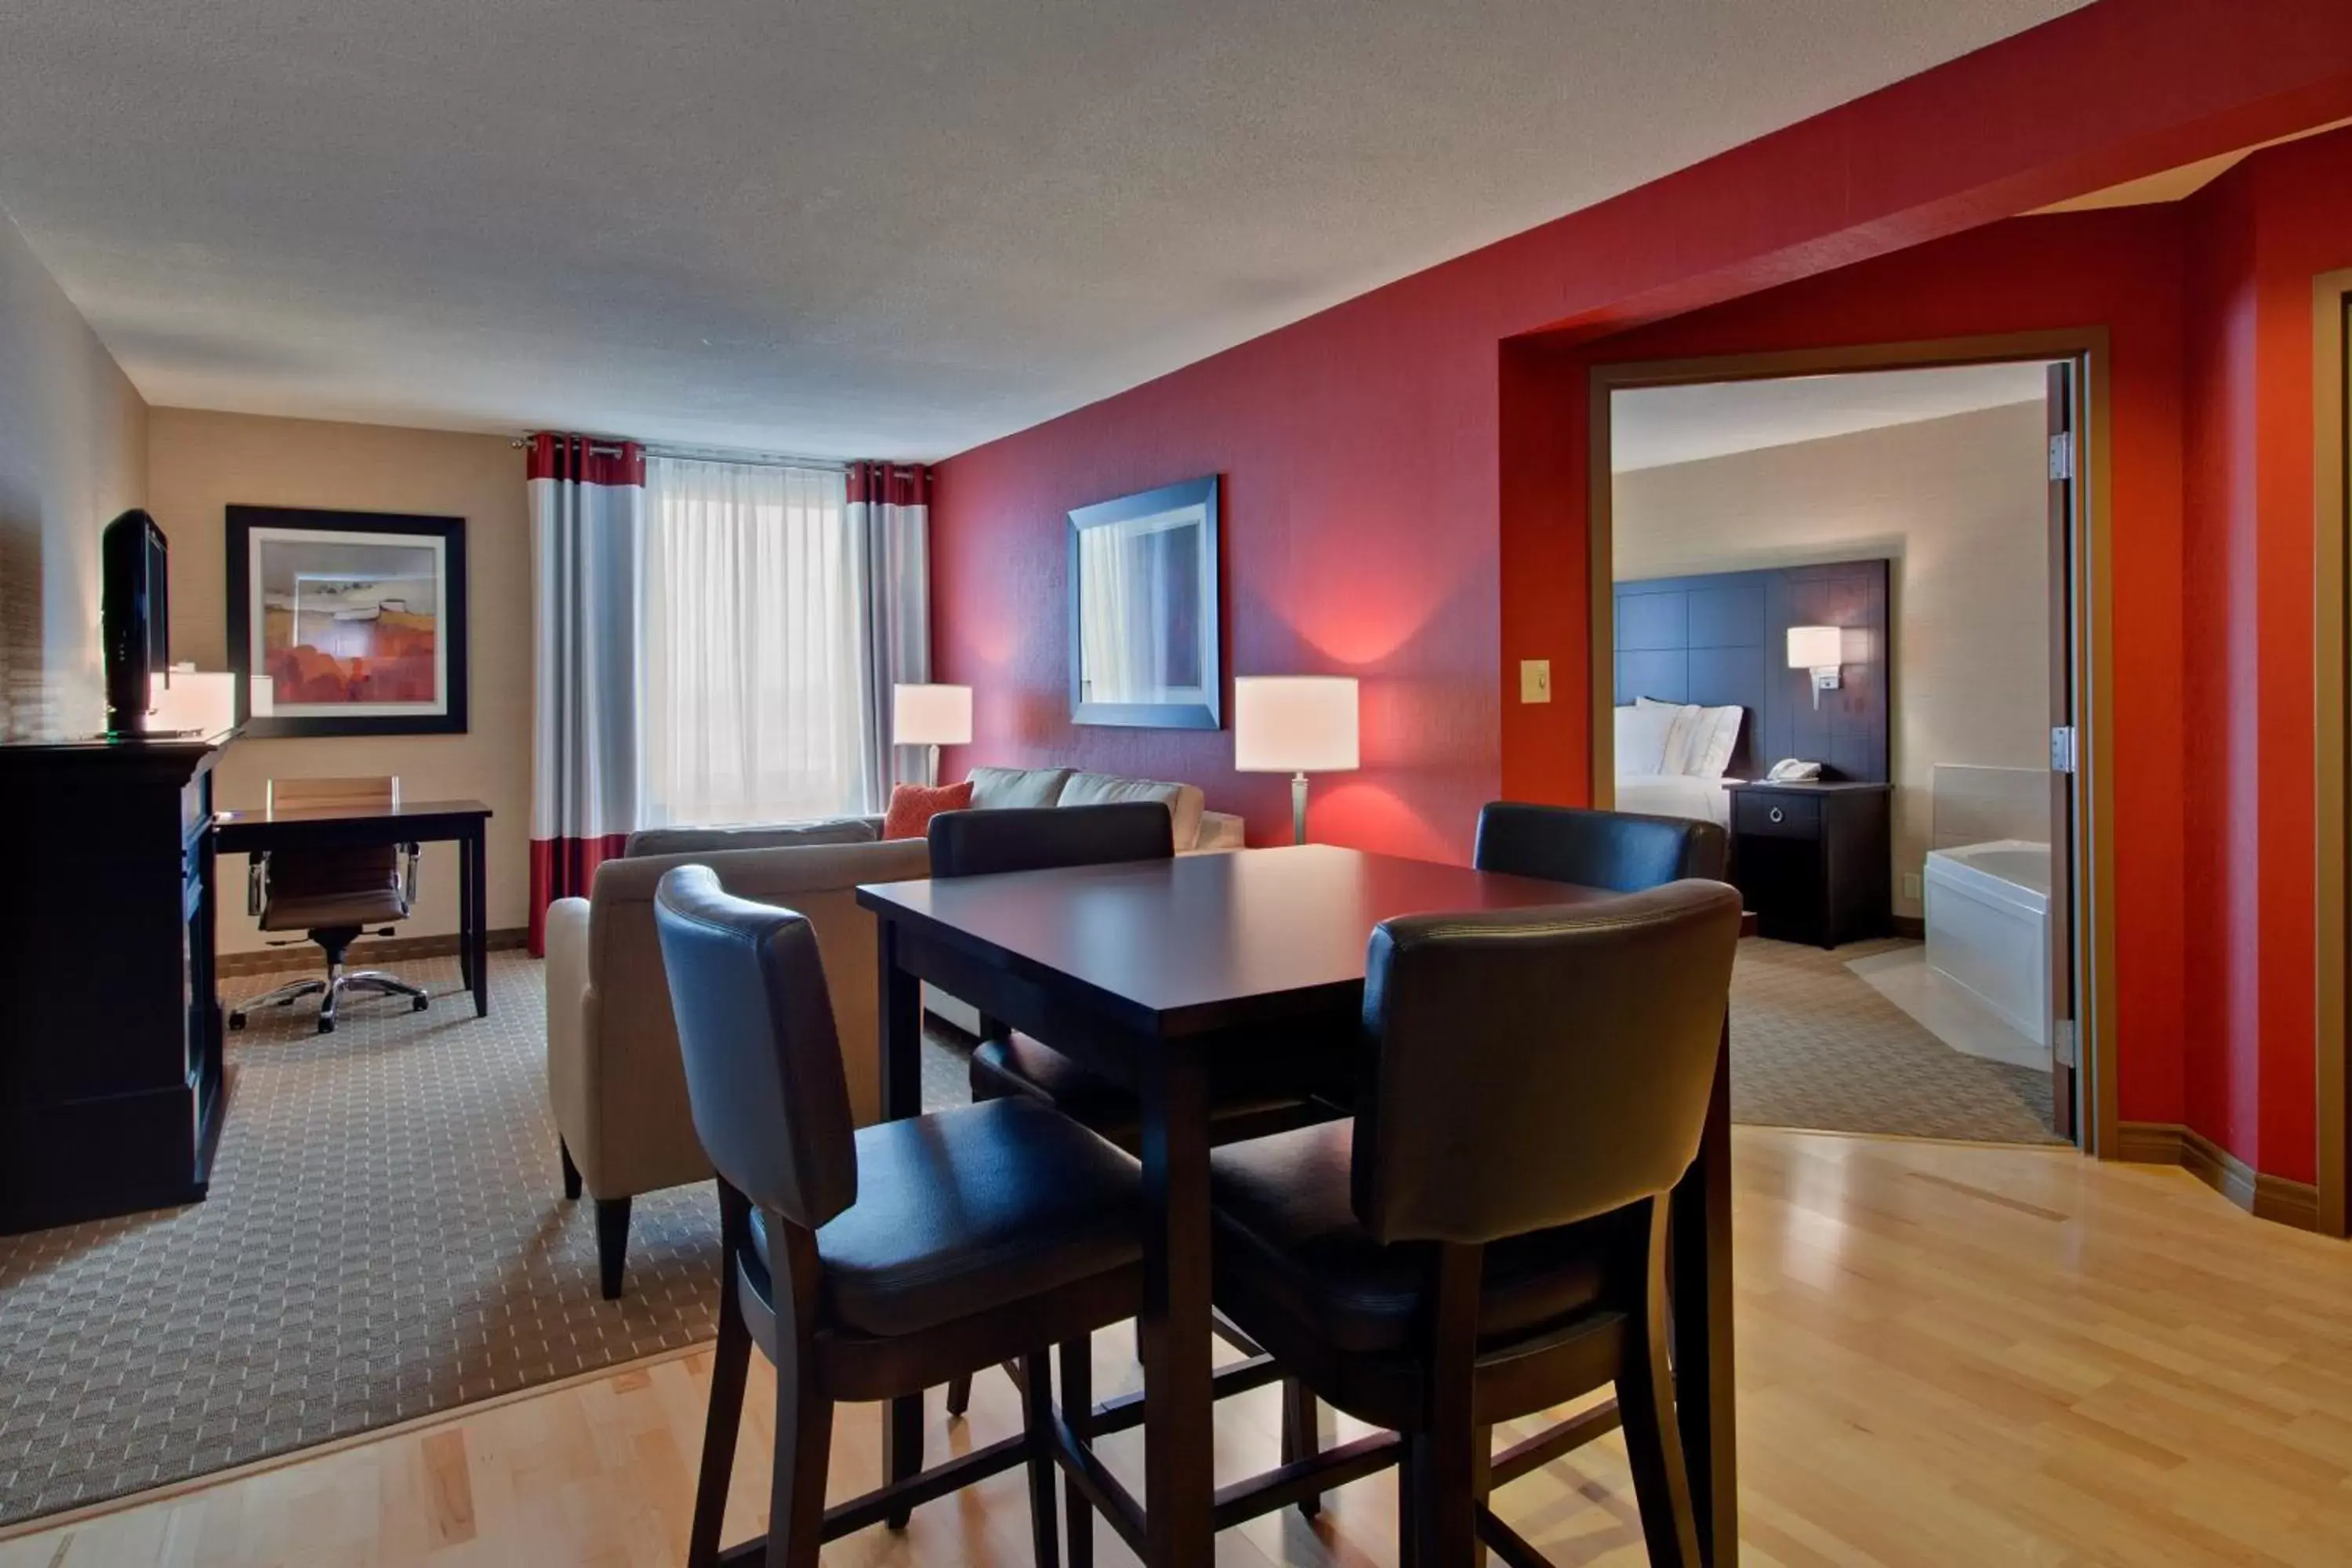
(883, 779, 974, 840)
(968, 765, 1073, 810)
(1058, 771, 1204, 851)
(625, 818, 876, 858)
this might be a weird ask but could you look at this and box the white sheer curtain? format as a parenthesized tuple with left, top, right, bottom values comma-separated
(639, 458, 872, 828)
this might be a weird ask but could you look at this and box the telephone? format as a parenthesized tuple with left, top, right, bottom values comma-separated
(1764, 758, 1824, 782)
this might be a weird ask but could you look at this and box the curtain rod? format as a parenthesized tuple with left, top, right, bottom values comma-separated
(510, 434, 854, 474)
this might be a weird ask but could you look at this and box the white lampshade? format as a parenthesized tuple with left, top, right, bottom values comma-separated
(1233, 676, 1359, 774)
(1786, 626, 1842, 670)
(892, 683, 973, 747)
(147, 667, 238, 738)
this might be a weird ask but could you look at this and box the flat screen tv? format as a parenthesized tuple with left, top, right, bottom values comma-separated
(102, 509, 169, 736)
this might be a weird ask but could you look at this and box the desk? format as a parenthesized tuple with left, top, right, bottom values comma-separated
(858, 844, 1739, 1566)
(214, 797, 493, 1018)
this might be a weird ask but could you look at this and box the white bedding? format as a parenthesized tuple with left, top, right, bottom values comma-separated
(1614, 772, 1733, 829)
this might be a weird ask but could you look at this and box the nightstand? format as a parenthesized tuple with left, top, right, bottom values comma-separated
(1725, 780, 1893, 949)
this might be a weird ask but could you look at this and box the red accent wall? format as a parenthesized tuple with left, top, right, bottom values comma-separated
(2175, 132, 2352, 1181)
(930, 2, 2352, 1178)
(936, 0, 2352, 856)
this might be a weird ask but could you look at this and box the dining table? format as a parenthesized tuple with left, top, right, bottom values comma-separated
(856, 842, 1739, 1566)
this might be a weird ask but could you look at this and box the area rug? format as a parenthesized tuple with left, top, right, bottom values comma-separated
(1730, 937, 2063, 1145)
(0, 950, 968, 1527)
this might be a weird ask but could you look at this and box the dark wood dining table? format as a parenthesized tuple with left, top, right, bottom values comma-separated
(857, 843, 1738, 1566)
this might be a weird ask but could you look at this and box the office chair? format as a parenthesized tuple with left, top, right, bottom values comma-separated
(229, 776, 429, 1035)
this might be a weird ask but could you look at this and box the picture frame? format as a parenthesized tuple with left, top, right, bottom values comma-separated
(1067, 475, 1221, 730)
(226, 505, 469, 739)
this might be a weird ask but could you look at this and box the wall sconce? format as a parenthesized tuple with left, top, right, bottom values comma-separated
(1786, 625, 1842, 710)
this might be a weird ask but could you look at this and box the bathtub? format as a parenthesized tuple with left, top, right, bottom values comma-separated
(1923, 839, 2052, 1047)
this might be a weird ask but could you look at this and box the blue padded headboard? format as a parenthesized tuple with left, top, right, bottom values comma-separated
(1612, 558, 1890, 783)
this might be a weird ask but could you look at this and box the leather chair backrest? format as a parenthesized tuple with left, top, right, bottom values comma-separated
(927, 801, 1174, 880)
(652, 866, 857, 1229)
(265, 845, 403, 909)
(1352, 880, 1743, 1246)
(1473, 800, 1726, 890)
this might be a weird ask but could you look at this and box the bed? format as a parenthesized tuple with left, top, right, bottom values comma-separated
(1614, 771, 1736, 829)
(1614, 697, 1745, 828)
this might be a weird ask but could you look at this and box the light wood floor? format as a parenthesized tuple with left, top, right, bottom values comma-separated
(6, 1127, 2350, 1567)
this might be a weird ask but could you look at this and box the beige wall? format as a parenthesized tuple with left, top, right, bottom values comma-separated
(147, 410, 532, 951)
(1613, 400, 2052, 919)
(0, 209, 148, 738)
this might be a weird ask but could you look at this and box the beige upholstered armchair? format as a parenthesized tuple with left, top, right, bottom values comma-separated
(543, 822, 929, 1296)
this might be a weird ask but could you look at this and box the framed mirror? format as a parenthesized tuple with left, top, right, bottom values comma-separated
(1068, 475, 1221, 729)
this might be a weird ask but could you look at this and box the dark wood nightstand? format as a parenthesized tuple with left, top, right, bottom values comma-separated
(1725, 780, 1893, 949)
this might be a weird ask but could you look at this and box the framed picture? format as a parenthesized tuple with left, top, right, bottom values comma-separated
(1068, 475, 1221, 729)
(226, 506, 468, 738)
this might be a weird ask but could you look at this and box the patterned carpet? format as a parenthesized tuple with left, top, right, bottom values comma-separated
(1730, 937, 2062, 1145)
(0, 950, 967, 1527)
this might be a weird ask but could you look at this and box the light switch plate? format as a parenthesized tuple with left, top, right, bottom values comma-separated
(1520, 659, 1552, 703)
(1901, 872, 1923, 901)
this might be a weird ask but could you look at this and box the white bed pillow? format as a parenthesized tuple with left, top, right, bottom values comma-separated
(1614, 703, 1677, 777)
(1637, 696, 1704, 775)
(1682, 704, 1744, 779)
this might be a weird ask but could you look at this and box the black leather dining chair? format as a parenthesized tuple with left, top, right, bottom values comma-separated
(654, 865, 1144, 1568)
(1272, 798, 1734, 1515)
(1207, 881, 1744, 1567)
(1473, 799, 1729, 887)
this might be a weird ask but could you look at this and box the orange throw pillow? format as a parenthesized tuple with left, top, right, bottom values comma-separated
(884, 779, 974, 840)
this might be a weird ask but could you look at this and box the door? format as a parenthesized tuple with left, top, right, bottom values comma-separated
(2046, 363, 2081, 1142)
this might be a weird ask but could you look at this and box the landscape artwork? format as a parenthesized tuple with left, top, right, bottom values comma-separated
(226, 506, 470, 737)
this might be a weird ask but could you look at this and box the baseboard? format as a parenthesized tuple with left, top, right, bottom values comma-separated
(2116, 1120, 2321, 1231)
(217, 927, 529, 978)
(1890, 915, 1926, 940)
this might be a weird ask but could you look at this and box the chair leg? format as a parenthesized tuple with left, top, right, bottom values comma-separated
(559, 1138, 583, 1202)
(595, 1196, 631, 1299)
(1406, 1243, 1483, 1568)
(687, 1253, 753, 1568)
(1059, 1334, 1094, 1568)
(1617, 1199, 1702, 1568)
(1018, 1351, 1062, 1568)
(768, 1341, 834, 1568)
(946, 1372, 973, 1418)
(1280, 1379, 1324, 1519)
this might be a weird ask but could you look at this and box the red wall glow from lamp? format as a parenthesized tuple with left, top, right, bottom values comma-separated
(1233, 675, 1360, 844)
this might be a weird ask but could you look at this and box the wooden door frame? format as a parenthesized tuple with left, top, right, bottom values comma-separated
(1587, 330, 2117, 1157)
(2314, 271, 2351, 1238)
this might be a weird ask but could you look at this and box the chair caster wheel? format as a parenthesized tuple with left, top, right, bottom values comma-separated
(412, 996, 430, 1012)
(228, 1012, 246, 1030)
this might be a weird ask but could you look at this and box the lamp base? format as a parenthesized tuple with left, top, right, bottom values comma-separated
(1291, 772, 1309, 845)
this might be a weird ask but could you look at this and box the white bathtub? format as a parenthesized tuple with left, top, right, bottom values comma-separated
(1923, 839, 2051, 1047)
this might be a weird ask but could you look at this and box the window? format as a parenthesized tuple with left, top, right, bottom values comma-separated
(638, 458, 872, 827)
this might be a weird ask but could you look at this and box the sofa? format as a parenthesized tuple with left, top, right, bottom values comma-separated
(544, 764, 1243, 1296)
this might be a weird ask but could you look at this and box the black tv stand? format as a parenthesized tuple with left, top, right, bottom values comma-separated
(0, 731, 233, 1233)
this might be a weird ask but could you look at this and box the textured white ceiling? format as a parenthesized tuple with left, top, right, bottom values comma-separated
(1611, 363, 2054, 473)
(0, 0, 2088, 459)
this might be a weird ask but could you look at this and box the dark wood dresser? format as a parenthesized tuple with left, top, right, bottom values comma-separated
(1726, 779, 1893, 949)
(0, 733, 232, 1232)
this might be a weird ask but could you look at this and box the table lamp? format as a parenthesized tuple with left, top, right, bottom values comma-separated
(892, 683, 973, 784)
(1234, 675, 1359, 844)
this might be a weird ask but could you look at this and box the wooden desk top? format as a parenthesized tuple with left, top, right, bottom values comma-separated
(858, 843, 1615, 1037)
(215, 797, 492, 826)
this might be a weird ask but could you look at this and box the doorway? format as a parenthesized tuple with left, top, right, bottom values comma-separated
(1588, 336, 2111, 1152)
